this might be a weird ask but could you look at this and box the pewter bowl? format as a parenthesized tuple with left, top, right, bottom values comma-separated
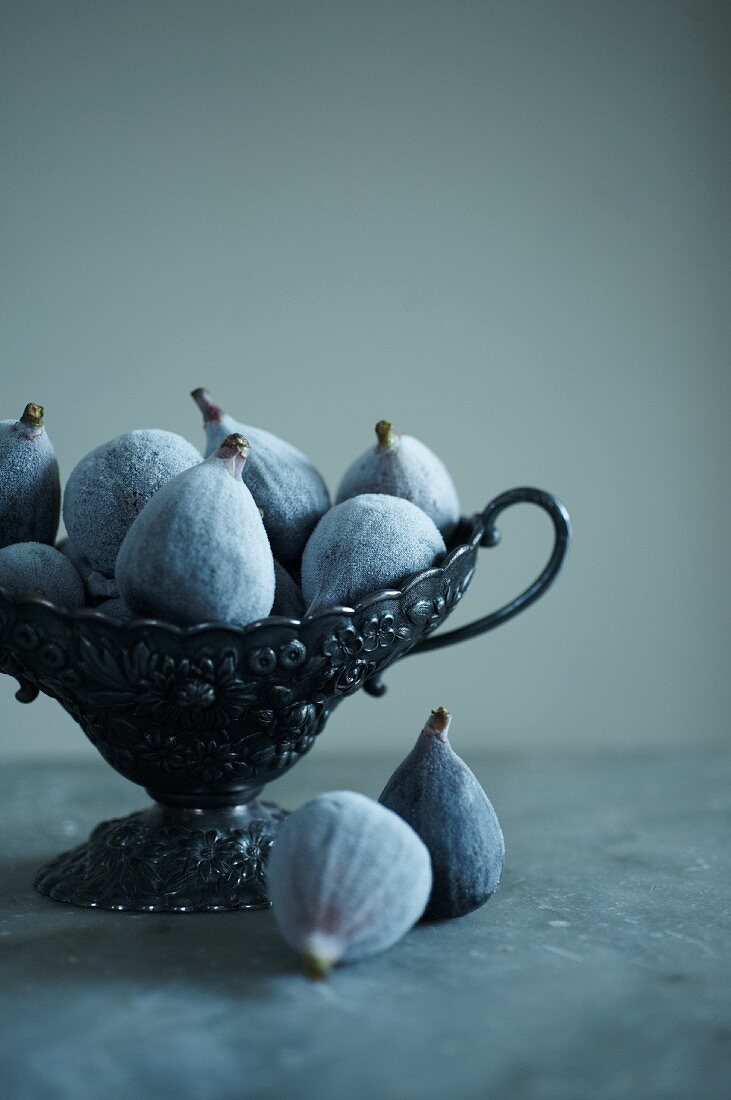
(0, 487, 570, 912)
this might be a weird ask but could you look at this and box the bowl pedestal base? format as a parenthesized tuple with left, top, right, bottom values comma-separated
(34, 796, 287, 912)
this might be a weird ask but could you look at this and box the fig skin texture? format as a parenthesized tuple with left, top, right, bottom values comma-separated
(267, 790, 432, 978)
(379, 707, 505, 921)
(0, 403, 61, 550)
(192, 388, 330, 567)
(301, 493, 446, 612)
(116, 434, 275, 627)
(63, 429, 202, 577)
(336, 420, 460, 538)
(0, 541, 85, 608)
(96, 596, 135, 621)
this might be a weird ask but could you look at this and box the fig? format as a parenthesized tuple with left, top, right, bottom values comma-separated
(267, 791, 432, 978)
(379, 707, 505, 920)
(337, 419, 460, 538)
(0, 403, 60, 549)
(116, 433, 275, 626)
(301, 493, 445, 612)
(0, 541, 84, 607)
(63, 429, 201, 576)
(192, 388, 330, 565)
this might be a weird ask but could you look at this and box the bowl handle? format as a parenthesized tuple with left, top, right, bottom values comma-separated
(410, 486, 571, 654)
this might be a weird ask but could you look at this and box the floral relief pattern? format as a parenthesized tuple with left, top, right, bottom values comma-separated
(0, 541, 479, 795)
(34, 807, 286, 911)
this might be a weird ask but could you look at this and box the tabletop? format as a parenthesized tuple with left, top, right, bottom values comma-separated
(1, 748, 730, 1100)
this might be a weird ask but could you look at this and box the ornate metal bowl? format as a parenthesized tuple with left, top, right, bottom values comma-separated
(0, 487, 570, 912)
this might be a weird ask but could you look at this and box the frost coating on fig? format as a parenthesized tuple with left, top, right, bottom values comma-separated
(0, 542, 85, 607)
(96, 596, 135, 621)
(337, 420, 460, 538)
(63, 429, 202, 576)
(192, 388, 330, 565)
(301, 493, 446, 612)
(0, 403, 61, 549)
(116, 434, 275, 626)
(267, 790, 432, 977)
(379, 707, 505, 920)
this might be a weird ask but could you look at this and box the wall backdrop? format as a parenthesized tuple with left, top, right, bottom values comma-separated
(2, 0, 729, 762)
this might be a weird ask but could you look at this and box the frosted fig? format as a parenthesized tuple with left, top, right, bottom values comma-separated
(0, 542, 84, 608)
(337, 420, 460, 538)
(116, 434, 275, 626)
(379, 707, 505, 920)
(63, 429, 201, 576)
(0, 403, 60, 549)
(267, 791, 432, 978)
(301, 493, 445, 612)
(192, 388, 330, 565)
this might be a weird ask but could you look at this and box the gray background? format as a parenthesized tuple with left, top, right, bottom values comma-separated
(1, 0, 729, 762)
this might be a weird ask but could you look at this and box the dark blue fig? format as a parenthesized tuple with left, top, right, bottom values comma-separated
(0, 403, 60, 549)
(379, 707, 504, 920)
(336, 419, 460, 538)
(301, 493, 445, 612)
(0, 542, 85, 608)
(116, 434, 275, 626)
(192, 388, 330, 566)
(267, 791, 432, 977)
(63, 429, 201, 576)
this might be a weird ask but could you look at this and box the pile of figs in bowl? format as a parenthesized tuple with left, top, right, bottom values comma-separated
(0, 390, 570, 916)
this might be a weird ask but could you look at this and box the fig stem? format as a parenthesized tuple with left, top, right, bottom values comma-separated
(302, 948, 333, 980)
(20, 403, 44, 429)
(375, 420, 395, 448)
(425, 706, 452, 742)
(215, 433, 250, 479)
(191, 387, 224, 424)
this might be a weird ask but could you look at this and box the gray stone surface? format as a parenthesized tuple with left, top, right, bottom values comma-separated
(1, 750, 730, 1100)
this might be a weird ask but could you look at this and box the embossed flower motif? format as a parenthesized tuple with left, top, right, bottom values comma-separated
(247, 641, 307, 674)
(179, 734, 249, 782)
(79, 641, 257, 731)
(141, 731, 184, 773)
(323, 626, 363, 666)
(248, 647, 277, 674)
(333, 658, 375, 695)
(241, 825, 273, 883)
(361, 613, 412, 653)
(187, 830, 241, 883)
(277, 639, 307, 670)
(250, 698, 316, 742)
(102, 818, 149, 851)
(175, 678, 217, 709)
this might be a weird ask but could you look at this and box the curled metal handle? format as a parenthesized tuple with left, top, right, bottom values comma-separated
(410, 487, 571, 655)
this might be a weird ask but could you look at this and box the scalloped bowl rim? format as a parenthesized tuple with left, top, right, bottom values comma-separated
(0, 514, 484, 640)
